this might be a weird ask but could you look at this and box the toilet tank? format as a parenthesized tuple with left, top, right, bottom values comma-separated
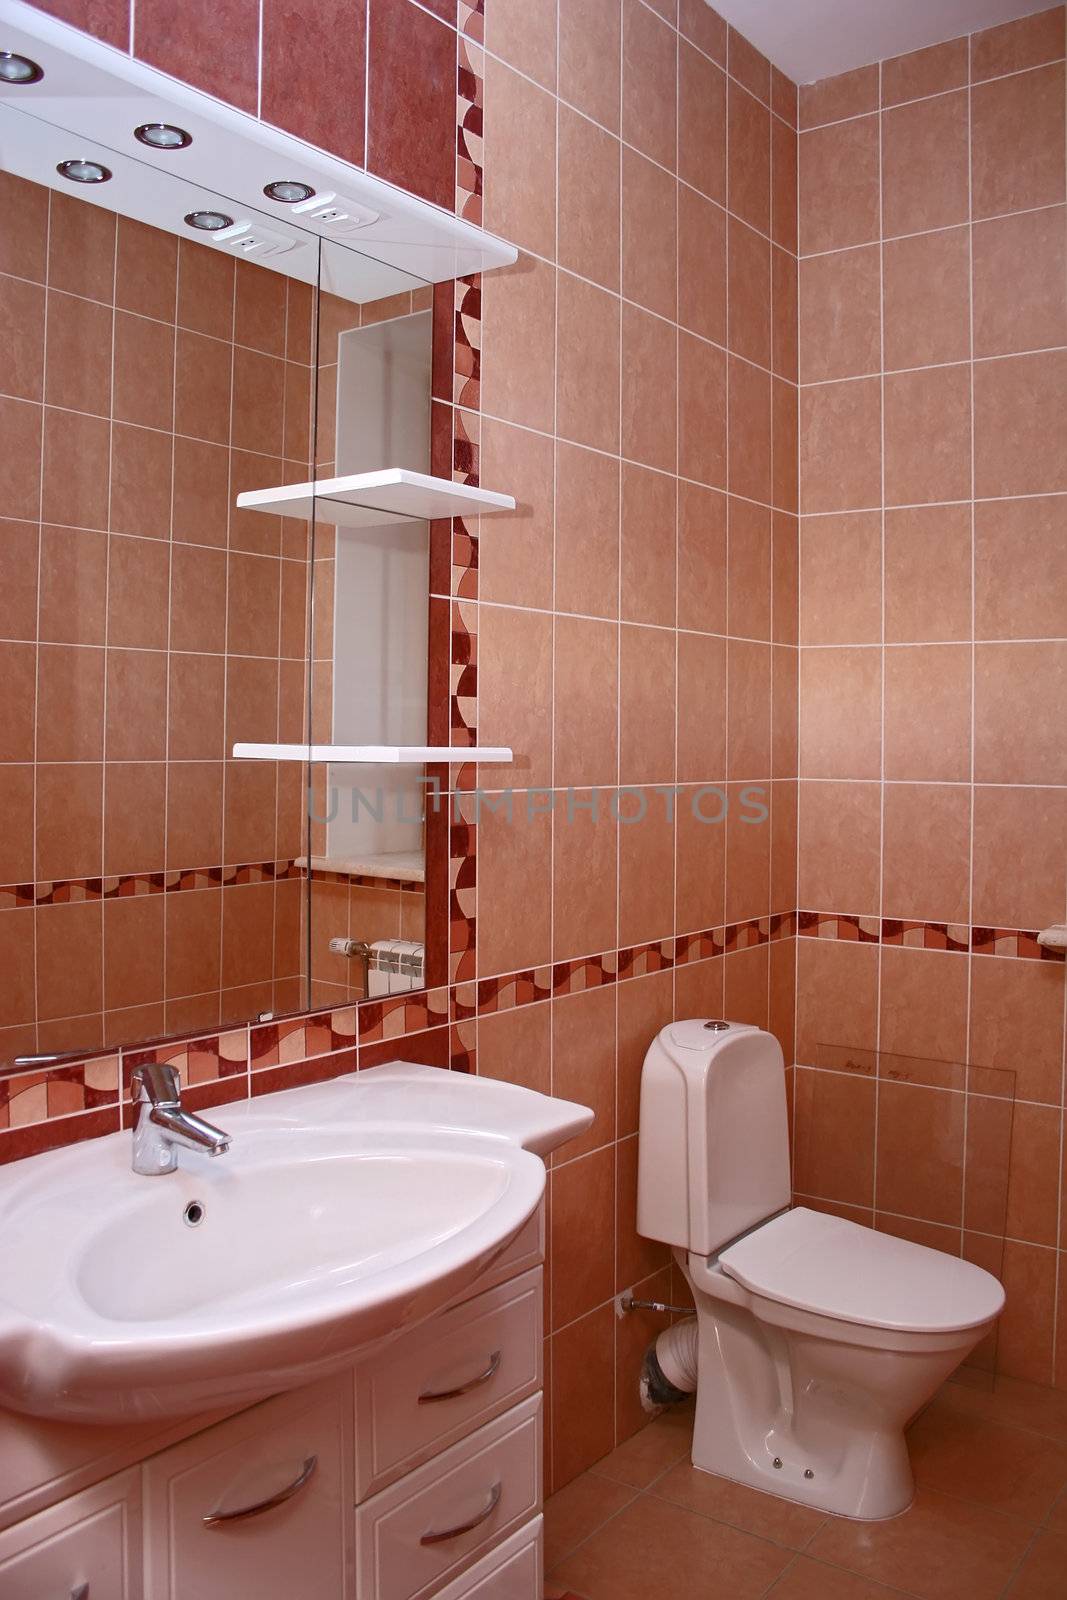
(636, 1021, 791, 1257)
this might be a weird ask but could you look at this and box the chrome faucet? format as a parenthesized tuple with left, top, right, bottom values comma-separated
(130, 1062, 232, 1176)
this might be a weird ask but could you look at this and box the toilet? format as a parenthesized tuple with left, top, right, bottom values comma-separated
(636, 1020, 1005, 1521)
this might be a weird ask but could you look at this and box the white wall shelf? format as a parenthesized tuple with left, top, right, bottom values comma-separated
(235, 469, 515, 528)
(233, 744, 513, 764)
(297, 853, 426, 885)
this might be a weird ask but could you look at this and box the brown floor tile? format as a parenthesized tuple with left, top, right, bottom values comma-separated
(654, 1461, 829, 1550)
(939, 1373, 1067, 1448)
(553, 1493, 793, 1600)
(591, 1408, 693, 1488)
(806, 1486, 1034, 1600)
(766, 1555, 919, 1598)
(1005, 1529, 1067, 1598)
(908, 1396, 1067, 1525)
(544, 1470, 638, 1568)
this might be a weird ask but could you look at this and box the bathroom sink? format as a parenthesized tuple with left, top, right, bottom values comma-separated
(0, 1065, 589, 1423)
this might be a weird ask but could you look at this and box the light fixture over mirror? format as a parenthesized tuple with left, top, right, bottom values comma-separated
(134, 120, 192, 150)
(0, 48, 41, 82)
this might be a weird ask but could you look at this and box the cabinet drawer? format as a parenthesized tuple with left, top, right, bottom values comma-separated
(0, 1466, 142, 1600)
(432, 1516, 542, 1600)
(354, 1267, 542, 1499)
(143, 1371, 352, 1600)
(356, 1394, 541, 1600)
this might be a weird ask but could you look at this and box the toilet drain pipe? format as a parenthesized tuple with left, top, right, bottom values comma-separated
(639, 1312, 697, 1414)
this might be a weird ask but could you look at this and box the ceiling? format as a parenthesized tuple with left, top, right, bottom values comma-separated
(710, 0, 1054, 83)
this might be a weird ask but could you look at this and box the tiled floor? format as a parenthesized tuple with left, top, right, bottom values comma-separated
(543, 1376, 1067, 1600)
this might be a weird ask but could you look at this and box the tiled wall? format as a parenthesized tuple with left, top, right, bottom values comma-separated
(0, 176, 313, 1058)
(794, 6, 1067, 1390)
(466, 0, 798, 1491)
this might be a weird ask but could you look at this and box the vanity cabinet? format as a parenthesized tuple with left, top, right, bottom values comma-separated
(0, 1206, 545, 1600)
(143, 1375, 353, 1600)
(0, 1466, 143, 1598)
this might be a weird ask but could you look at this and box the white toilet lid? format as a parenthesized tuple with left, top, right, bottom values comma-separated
(719, 1207, 1006, 1333)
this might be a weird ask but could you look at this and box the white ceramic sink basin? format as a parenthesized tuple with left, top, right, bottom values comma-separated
(0, 1064, 592, 1423)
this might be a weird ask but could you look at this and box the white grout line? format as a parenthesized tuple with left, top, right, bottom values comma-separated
(872, 55, 886, 1213)
(961, 64, 977, 1264)
(799, 198, 1067, 262)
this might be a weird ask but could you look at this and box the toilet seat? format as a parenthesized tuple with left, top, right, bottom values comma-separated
(719, 1206, 1005, 1335)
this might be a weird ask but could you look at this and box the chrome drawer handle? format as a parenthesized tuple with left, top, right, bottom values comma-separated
(418, 1350, 502, 1404)
(202, 1455, 318, 1527)
(420, 1482, 502, 1546)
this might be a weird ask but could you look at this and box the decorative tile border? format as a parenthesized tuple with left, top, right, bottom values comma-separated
(0, 860, 303, 912)
(800, 912, 1066, 962)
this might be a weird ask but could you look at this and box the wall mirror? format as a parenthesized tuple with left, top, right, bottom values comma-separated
(0, 23, 515, 1068)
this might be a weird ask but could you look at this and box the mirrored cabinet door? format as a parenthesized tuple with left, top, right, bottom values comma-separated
(0, 166, 445, 1065)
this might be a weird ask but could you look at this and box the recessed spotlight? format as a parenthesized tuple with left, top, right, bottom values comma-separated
(135, 122, 192, 150)
(263, 180, 315, 204)
(184, 209, 235, 232)
(0, 51, 43, 84)
(57, 158, 112, 184)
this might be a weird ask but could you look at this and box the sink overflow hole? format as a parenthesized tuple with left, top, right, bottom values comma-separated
(183, 1200, 205, 1227)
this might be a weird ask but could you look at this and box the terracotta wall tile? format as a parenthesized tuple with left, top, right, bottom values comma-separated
(486, 0, 557, 88)
(554, 443, 620, 619)
(876, 1078, 965, 1226)
(974, 496, 1067, 641)
(799, 646, 881, 779)
(366, 0, 456, 209)
(975, 642, 1067, 785)
(799, 379, 881, 513)
(558, 274, 621, 455)
(970, 6, 1066, 82)
(557, 109, 621, 293)
(623, 150, 678, 322)
(884, 643, 971, 782)
(261, 0, 365, 164)
(728, 81, 772, 235)
(799, 116, 880, 255)
(621, 464, 676, 627)
(879, 944, 969, 1069)
(484, 58, 557, 260)
(481, 256, 556, 434)
(622, 0, 677, 173)
(31, 0, 129, 47)
(884, 364, 972, 507)
(134, 0, 260, 112)
(623, 304, 678, 474)
(969, 957, 1065, 1105)
(883, 227, 971, 371)
(800, 65, 879, 130)
(793, 1065, 876, 1205)
(678, 187, 727, 344)
(798, 779, 881, 913)
(882, 90, 970, 238)
(881, 38, 968, 105)
(679, 42, 727, 205)
(971, 785, 1067, 930)
(971, 63, 1066, 220)
(799, 245, 880, 384)
(973, 207, 1067, 359)
(799, 511, 881, 646)
(974, 350, 1067, 498)
(559, 0, 622, 132)
(883, 782, 971, 925)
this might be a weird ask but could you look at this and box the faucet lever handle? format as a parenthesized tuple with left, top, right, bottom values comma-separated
(132, 1061, 181, 1106)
